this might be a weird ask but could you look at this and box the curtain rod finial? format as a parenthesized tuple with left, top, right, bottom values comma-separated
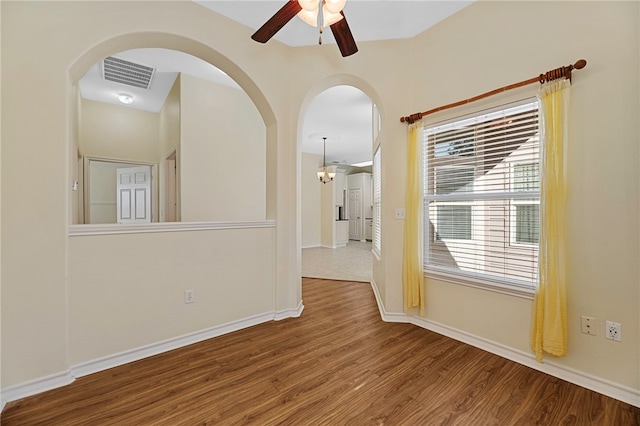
(574, 59, 587, 70)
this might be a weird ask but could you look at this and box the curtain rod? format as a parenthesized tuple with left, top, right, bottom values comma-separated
(400, 59, 587, 124)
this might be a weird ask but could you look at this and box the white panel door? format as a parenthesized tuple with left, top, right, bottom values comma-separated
(117, 166, 151, 224)
(348, 188, 361, 240)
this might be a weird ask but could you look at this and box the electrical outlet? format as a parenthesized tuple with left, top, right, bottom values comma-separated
(605, 321, 621, 341)
(394, 208, 406, 220)
(185, 289, 195, 304)
(581, 316, 596, 336)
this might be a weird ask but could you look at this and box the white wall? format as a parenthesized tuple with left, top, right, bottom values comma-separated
(1, 0, 638, 407)
(301, 152, 322, 247)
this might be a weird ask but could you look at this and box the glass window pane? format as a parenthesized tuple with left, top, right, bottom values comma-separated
(516, 204, 539, 244)
(435, 205, 472, 240)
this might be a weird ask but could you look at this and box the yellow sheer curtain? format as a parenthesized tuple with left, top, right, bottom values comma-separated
(403, 122, 425, 315)
(531, 78, 571, 361)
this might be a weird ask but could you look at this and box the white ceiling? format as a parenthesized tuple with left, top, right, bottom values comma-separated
(78, 1, 473, 165)
(196, 1, 473, 47)
(78, 49, 240, 113)
(302, 85, 373, 165)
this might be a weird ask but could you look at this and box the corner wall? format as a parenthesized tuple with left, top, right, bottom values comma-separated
(408, 0, 639, 394)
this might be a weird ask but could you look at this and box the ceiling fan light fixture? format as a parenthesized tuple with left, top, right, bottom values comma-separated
(322, 5, 343, 27)
(298, 0, 319, 11)
(251, 0, 357, 57)
(297, 8, 318, 27)
(324, 0, 346, 14)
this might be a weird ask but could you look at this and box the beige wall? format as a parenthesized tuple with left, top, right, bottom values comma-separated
(87, 161, 118, 224)
(158, 75, 181, 222)
(180, 73, 266, 221)
(320, 180, 335, 248)
(68, 227, 275, 364)
(80, 99, 160, 163)
(80, 71, 265, 224)
(301, 152, 322, 248)
(79, 99, 162, 224)
(1, 0, 638, 404)
(407, 1, 639, 390)
(1, 0, 291, 391)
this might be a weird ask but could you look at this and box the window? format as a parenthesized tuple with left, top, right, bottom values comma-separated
(372, 147, 381, 257)
(423, 101, 540, 290)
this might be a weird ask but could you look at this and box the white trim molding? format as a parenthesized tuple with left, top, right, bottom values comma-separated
(1, 370, 74, 412)
(71, 311, 276, 378)
(425, 269, 535, 300)
(368, 279, 640, 408)
(69, 220, 276, 236)
(274, 300, 305, 321)
(369, 278, 406, 323)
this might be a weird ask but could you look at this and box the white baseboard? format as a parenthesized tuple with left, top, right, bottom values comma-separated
(369, 278, 407, 323)
(274, 300, 304, 321)
(368, 280, 640, 408)
(1, 370, 74, 412)
(72, 311, 276, 378)
(1, 306, 304, 410)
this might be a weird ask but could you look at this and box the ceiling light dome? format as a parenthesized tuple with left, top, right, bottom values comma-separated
(297, 8, 318, 27)
(117, 93, 134, 105)
(298, 0, 318, 11)
(324, 0, 346, 14)
(322, 4, 343, 27)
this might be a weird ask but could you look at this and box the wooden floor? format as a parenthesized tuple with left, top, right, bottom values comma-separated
(3, 278, 639, 425)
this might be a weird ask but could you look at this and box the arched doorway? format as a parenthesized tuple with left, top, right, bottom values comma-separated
(298, 83, 382, 283)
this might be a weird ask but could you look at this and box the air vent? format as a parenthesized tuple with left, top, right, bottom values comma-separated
(102, 56, 155, 90)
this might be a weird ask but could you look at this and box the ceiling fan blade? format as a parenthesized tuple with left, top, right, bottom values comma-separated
(330, 12, 358, 57)
(251, 0, 302, 43)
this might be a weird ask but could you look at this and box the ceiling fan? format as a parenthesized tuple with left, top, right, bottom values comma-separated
(251, 0, 358, 57)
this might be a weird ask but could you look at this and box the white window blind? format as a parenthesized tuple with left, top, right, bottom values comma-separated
(373, 147, 381, 256)
(423, 101, 540, 288)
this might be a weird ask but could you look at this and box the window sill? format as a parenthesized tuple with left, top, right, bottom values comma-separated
(424, 268, 535, 300)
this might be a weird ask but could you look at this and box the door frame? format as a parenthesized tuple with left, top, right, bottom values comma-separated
(83, 156, 157, 224)
(164, 150, 178, 222)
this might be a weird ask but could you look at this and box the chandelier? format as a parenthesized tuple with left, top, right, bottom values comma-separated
(317, 137, 337, 184)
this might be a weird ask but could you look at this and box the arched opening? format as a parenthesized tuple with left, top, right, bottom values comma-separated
(297, 78, 383, 283)
(63, 32, 295, 369)
(67, 33, 278, 226)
